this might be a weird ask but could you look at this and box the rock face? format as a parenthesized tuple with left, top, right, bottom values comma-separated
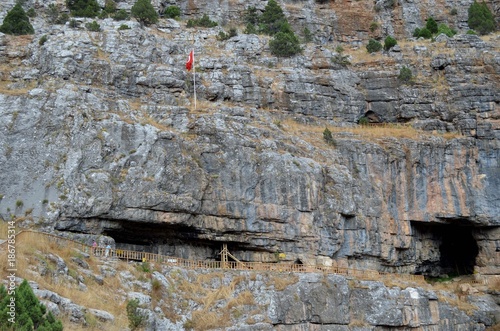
(137, 268, 500, 330)
(0, 0, 499, 287)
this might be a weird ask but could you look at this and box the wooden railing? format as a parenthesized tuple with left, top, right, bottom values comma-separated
(1, 230, 425, 282)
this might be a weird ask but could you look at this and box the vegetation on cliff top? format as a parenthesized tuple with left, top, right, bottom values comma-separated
(0, 3, 34, 35)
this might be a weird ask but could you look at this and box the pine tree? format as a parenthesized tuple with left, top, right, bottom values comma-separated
(259, 0, 287, 35)
(66, 0, 100, 17)
(269, 30, 302, 57)
(0, 3, 34, 35)
(425, 17, 438, 34)
(0, 280, 63, 331)
(468, 0, 495, 35)
(131, 0, 158, 26)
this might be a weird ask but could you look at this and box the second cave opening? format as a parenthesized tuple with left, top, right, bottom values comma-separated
(412, 221, 479, 277)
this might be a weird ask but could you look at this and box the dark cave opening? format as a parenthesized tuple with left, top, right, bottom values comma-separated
(101, 220, 258, 262)
(411, 221, 479, 277)
(102, 221, 221, 260)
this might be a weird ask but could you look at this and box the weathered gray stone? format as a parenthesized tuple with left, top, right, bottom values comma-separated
(88, 308, 115, 322)
(271, 274, 350, 325)
(128, 292, 152, 305)
(0, 2, 499, 329)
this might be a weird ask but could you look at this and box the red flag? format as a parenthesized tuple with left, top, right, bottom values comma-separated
(186, 50, 194, 71)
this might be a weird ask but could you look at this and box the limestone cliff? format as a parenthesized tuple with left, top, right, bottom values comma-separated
(0, 0, 499, 287)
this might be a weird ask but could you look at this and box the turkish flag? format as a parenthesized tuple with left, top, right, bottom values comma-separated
(186, 50, 194, 71)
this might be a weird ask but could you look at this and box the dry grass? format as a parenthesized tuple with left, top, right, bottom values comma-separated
(139, 113, 171, 131)
(185, 310, 229, 331)
(0, 220, 8, 240)
(347, 43, 396, 66)
(5, 34, 33, 49)
(0, 232, 129, 330)
(479, 32, 500, 44)
(226, 290, 255, 309)
(127, 98, 143, 111)
(269, 273, 299, 291)
(0, 80, 37, 96)
(279, 117, 462, 145)
(186, 99, 220, 114)
(170, 272, 263, 329)
(436, 292, 479, 316)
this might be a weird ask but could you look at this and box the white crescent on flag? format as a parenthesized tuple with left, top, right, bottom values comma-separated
(186, 50, 194, 71)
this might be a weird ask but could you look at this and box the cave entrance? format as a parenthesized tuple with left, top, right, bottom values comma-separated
(102, 221, 221, 261)
(412, 221, 479, 277)
(439, 225, 478, 275)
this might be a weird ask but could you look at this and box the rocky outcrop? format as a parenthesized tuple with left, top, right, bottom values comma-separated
(139, 268, 499, 330)
(0, 1, 499, 329)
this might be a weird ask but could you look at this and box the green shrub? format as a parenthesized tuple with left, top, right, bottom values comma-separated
(269, 31, 302, 57)
(398, 66, 413, 84)
(468, 0, 495, 35)
(217, 27, 237, 41)
(466, 29, 477, 35)
(85, 20, 100, 31)
(66, 0, 100, 18)
(450, 8, 458, 15)
(100, 0, 117, 18)
(437, 23, 456, 37)
(383, 35, 397, 51)
(126, 298, 146, 330)
(113, 9, 129, 21)
(164, 5, 181, 19)
(369, 21, 379, 32)
(139, 261, 151, 272)
(413, 27, 432, 39)
(56, 13, 70, 25)
(425, 17, 438, 34)
(131, 0, 159, 26)
(302, 27, 313, 43)
(358, 117, 369, 125)
(69, 19, 79, 28)
(0, 4, 35, 35)
(46, 4, 60, 23)
(118, 24, 130, 30)
(244, 6, 259, 25)
(244, 22, 257, 34)
(323, 127, 334, 145)
(39, 35, 48, 45)
(186, 14, 217, 28)
(26, 8, 36, 17)
(332, 45, 350, 67)
(366, 39, 382, 53)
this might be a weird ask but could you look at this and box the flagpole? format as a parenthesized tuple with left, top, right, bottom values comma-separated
(193, 48, 196, 111)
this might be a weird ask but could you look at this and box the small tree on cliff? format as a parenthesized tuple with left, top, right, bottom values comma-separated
(468, 0, 495, 35)
(425, 17, 438, 34)
(0, 280, 63, 330)
(0, 3, 34, 35)
(131, 0, 158, 26)
(66, 0, 100, 18)
(259, 0, 288, 35)
(269, 27, 302, 57)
